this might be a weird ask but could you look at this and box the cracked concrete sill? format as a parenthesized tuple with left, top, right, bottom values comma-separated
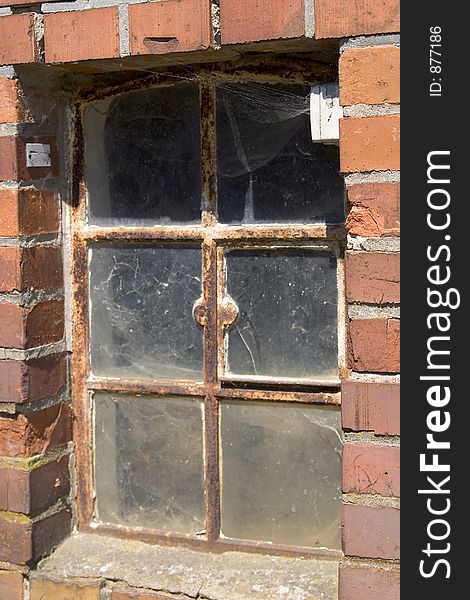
(37, 532, 339, 599)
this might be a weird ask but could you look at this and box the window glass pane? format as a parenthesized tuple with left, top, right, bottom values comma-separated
(216, 82, 344, 224)
(225, 249, 338, 380)
(94, 393, 205, 533)
(84, 82, 201, 226)
(89, 244, 203, 381)
(221, 401, 341, 548)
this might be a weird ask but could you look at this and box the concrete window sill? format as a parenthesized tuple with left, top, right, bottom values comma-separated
(36, 532, 339, 599)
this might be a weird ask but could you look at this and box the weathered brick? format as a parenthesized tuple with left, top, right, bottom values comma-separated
(315, 0, 400, 39)
(32, 508, 71, 560)
(18, 190, 60, 236)
(0, 507, 71, 564)
(0, 403, 71, 458)
(0, 189, 60, 238)
(0, 304, 24, 348)
(0, 14, 37, 66)
(341, 381, 400, 435)
(340, 115, 400, 173)
(129, 0, 212, 55)
(340, 46, 400, 106)
(339, 565, 400, 600)
(346, 183, 400, 237)
(348, 318, 400, 373)
(0, 300, 64, 349)
(346, 252, 400, 304)
(343, 444, 400, 497)
(0, 247, 21, 292)
(0, 246, 62, 292)
(0, 454, 69, 514)
(220, 0, 305, 44)
(23, 246, 63, 290)
(30, 578, 101, 600)
(342, 504, 400, 559)
(44, 8, 120, 63)
(0, 570, 23, 600)
(0, 78, 25, 124)
(0, 137, 18, 181)
(0, 137, 58, 182)
(0, 353, 67, 405)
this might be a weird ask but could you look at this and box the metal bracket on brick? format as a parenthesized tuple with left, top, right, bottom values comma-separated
(26, 143, 51, 168)
(310, 82, 342, 144)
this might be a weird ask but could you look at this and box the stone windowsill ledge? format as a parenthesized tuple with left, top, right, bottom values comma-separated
(36, 531, 339, 599)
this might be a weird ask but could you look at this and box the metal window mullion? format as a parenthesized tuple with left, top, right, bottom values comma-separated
(200, 78, 218, 227)
(202, 238, 221, 540)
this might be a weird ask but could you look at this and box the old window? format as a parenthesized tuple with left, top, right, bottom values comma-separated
(72, 72, 345, 557)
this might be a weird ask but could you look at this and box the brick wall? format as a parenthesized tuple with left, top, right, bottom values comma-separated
(0, 1, 399, 597)
(339, 31, 400, 599)
(0, 69, 72, 595)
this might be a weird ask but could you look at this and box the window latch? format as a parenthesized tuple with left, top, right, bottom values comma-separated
(193, 296, 208, 328)
(219, 297, 239, 328)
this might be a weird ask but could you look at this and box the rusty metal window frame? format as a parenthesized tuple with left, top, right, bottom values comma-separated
(70, 65, 346, 559)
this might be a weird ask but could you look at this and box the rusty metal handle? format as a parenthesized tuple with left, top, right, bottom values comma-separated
(193, 296, 239, 328)
(219, 296, 239, 327)
(192, 296, 207, 328)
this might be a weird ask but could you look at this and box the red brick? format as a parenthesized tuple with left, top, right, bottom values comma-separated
(340, 46, 400, 106)
(0, 246, 62, 292)
(25, 300, 64, 348)
(346, 252, 399, 304)
(0, 190, 19, 236)
(315, 0, 400, 39)
(343, 444, 400, 497)
(0, 570, 23, 600)
(0, 403, 72, 458)
(342, 504, 399, 559)
(23, 246, 63, 290)
(0, 300, 64, 349)
(32, 508, 71, 560)
(0, 137, 18, 181)
(340, 115, 400, 173)
(0, 14, 37, 65)
(220, 0, 305, 45)
(19, 190, 60, 236)
(0, 78, 25, 124)
(0, 189, 60, 238)
(348, 318, 400, 373)
(342, 381, 400, 435)
(0, 304, 24, 348)
(129, 0, 212, 55)
(0, 137, 58, 182)
(0, 360, 23, 404)
(346, 183, 400, 237)
(0, 455, 70, 514)
(339, 565, 400, 600)
(0, 508, 71, 564)
(30, 578, 101, 600)
(0, 353, 67, 405)
(44, 8, 120, 63)
(0, 247, 21, 292)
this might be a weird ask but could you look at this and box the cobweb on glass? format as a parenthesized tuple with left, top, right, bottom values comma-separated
(216, 81, 344, 224)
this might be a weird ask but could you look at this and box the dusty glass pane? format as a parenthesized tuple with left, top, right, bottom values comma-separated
(225, 249, 338, 380)
(220, 401, 341, 548)
(83, 83, 201, 226)
(216, 82, 344, 224)
(94, 393, 205, 533)
(89, 244, 203, 381)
